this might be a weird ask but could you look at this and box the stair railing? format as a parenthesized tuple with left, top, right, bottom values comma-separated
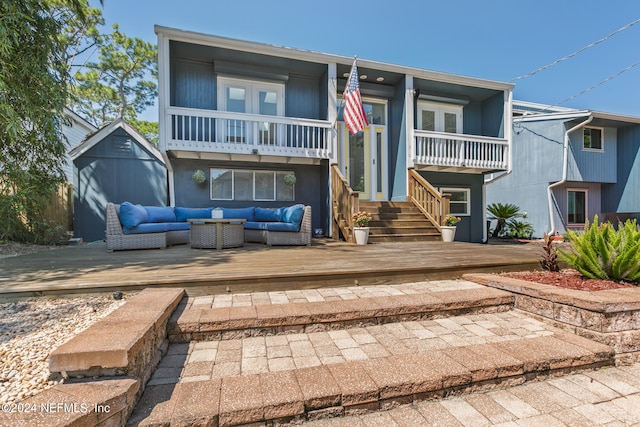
(331, 164, 359, 243)
(407, 168, 450, 232)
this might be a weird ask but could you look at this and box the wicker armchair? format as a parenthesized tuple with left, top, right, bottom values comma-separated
(105, 203, 166, 252)
(266, 206, 312, 246)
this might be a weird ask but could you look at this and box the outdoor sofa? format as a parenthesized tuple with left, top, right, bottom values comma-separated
(105, 202, 312, 251)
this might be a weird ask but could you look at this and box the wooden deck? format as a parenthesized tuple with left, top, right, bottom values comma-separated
(0, 239, 542, 298)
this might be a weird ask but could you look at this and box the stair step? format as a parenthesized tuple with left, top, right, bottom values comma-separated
(168, 283, 513, 342)
(368, 234, 442, 242)
(133, 279, 615, 427)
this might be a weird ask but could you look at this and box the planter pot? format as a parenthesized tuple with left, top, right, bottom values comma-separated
(354, 227, 370, 245)
(441, 226, 457, 242)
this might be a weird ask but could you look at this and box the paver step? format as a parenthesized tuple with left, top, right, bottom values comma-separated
(168, 282, 514, 342)
(130, 310, 615, 426)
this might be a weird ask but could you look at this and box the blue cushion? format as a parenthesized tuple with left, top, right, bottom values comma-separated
(165, 222, 190, 231)
(281, 204, 305, 225)
(265, 222, 300, 232)
(254, 207, 282, 222)
(244, 221, 269, 230)
(118, 202, 149, 229)
(144, 206, 176, 223)
(222, 207, 255, 221)
(174, 207, 212, 222)
(123, 222, 168, 235)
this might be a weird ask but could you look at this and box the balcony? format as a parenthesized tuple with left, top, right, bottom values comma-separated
(413, 130, 509, 173)
(165, 107, 334, 161)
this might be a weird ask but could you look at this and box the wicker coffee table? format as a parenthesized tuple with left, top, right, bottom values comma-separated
(188, 218, 246, 250)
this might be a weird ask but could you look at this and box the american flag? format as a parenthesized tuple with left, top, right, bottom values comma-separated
(342, 60, 369, 134)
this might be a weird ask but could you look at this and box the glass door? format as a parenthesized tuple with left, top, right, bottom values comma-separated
(338, 99, 387, 200)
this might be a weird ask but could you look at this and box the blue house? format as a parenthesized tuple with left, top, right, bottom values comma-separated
(155, 26, 514, 243)
(486, 101, 640, 237)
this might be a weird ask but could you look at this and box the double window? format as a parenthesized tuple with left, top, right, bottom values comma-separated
(210, 169, 295, 201)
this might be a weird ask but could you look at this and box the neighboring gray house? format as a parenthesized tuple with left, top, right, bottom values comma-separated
(69, 119, 167, 242)
(155, 26, 514, 242)
(486, 101, 640, 237)
(62, 108, 98, 182)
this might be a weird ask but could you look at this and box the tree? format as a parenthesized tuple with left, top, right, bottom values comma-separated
(0, 0, 97, 243)
(70, 24, 158, 142)
(487, 203, 524, 238)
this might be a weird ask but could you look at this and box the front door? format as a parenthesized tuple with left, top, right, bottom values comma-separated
(338, 100, 387, 201)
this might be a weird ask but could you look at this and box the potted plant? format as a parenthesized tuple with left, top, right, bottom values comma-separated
(441, 215, 461, 242)
(352, 211, 373, 245)
(192, 169, 206, 185)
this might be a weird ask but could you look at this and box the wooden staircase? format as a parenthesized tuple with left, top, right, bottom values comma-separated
(359, 201, 441, 243)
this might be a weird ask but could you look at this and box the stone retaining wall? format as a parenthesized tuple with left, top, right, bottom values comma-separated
(464, 273, 640, 365)
(4, 288, 184, 427)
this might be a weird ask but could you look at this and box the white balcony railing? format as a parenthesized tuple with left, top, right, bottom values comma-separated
(166, 106, 334, 159)
(414, 130, 509, 171)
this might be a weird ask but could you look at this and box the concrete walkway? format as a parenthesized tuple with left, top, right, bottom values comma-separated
(128, 281, 625, 426)
(304, 364, 640, 426)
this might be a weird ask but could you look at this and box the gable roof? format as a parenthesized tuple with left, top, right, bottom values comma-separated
(63, 108, 98, 134)
(68, 118, 164, 163)
(155, 25, 514, 93)
(513, 100, 640, 126)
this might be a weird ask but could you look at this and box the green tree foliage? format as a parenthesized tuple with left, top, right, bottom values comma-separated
(70, 24, 158, 141)
(506, 219, 534, 239)
(0, 0, 95, 243)
(560, 216, 640, 282)
(487, 203, 524, 238)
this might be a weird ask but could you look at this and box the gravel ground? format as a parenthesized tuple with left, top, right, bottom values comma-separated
(0, 242, 131, 404)
(0, 295, 131, 403)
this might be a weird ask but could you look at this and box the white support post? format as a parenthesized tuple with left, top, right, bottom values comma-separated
(327, 63, 338, 164)
(405, 75, 415, 170)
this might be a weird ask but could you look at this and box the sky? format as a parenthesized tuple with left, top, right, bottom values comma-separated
(89, 0, 640, 122)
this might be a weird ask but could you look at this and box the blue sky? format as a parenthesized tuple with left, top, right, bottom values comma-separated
(91, 0, 640, 121)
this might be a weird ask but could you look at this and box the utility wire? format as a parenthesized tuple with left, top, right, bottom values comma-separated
(552, 61, 640, 108)
(510, 18, 640, 82)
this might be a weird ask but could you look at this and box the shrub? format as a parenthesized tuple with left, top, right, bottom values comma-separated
(560, 215, 640, 282)
(487, 203, 524, 238)
(540, 233, 560, 272)
(507, 219, 534, 239)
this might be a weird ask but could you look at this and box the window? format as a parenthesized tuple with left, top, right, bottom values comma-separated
(583, 127, 603, 151)
(568, 189, 587, 224)
(440, 187, 470, 216)
(217, 77, 285, 144)
(210, 169, 295, 201)
(417, 101, 463, 133)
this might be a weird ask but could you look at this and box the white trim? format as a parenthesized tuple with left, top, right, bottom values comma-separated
(440, 187, 471, 216)
(154, 25, 514, 92)
(582, 126, 605, 152)
(68, 118, 164, 163)
(417, 101, 463, 133)
(209, 168, 295, 201)
(567, 188, 588, 225)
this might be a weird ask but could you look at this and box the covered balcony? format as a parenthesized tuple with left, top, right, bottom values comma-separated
(413, 130, 509, 173)
(165, 107, 334, 163)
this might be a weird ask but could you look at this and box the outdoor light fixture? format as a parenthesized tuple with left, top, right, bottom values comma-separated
(252, 148, 259, 154)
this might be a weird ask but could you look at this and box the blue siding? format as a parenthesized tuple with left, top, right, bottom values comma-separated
(418, 172, 485, 243)
(603, 125, 640, 213)
(481, 92, 505, 138)
(567, 127, 616, 183)
(486, 120, 566, 237)
(285, 74, 322, 120)
(390, 80, 407, 201)
(553, 182, 601, 228)
(73, 128, 167, 242)
(172, 59, 216, 109)
(172, 158, 328, 234)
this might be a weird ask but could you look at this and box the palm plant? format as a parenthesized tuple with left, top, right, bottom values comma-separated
(487, 203, 524, 238)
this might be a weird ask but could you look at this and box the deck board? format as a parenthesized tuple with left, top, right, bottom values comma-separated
(0, 240, 541, 297)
